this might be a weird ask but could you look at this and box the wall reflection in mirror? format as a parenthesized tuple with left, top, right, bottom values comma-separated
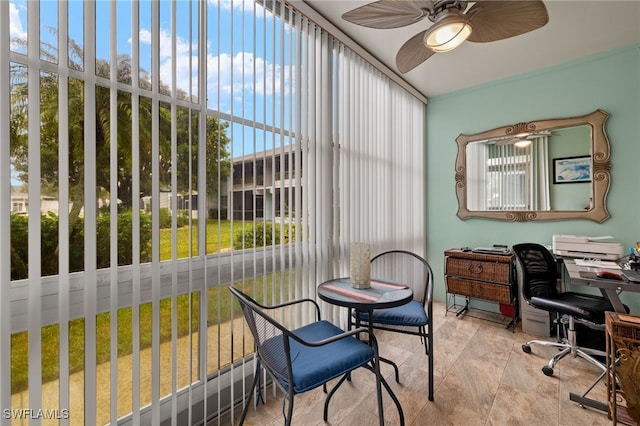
(466, 125, 591, 211)
(455, 110, 610, 222)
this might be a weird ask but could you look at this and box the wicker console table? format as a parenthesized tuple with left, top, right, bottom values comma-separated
(444, 249, 518, 330)
(606, 311, 640, 425)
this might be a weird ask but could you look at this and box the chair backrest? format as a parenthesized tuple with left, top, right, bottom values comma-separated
(512, 243, 559, 303)
(370, 250, 433, 308)
(228, 287, 292, 388)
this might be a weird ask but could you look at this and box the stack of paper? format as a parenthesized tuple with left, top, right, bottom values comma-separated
(574, 259, 620, 269)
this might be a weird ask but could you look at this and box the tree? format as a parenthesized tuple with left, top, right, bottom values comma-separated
(174, 106, 232, 201)
(9, 36, 232, 233)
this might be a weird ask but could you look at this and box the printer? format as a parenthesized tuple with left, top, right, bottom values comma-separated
(552, 234, 625, 260)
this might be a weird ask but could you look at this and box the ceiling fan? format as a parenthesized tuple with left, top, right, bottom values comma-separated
(492, 130, 555, 147)
(342, 1, 549, 73)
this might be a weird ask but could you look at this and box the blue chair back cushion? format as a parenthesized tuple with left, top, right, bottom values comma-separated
(263, 320, 374, 394)
(359, 300, 428, 326)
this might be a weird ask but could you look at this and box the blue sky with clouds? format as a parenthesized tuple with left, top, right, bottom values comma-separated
(9, 0, 294, 185)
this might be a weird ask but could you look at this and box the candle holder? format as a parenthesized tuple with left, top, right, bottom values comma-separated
(350, 243, 371, 289)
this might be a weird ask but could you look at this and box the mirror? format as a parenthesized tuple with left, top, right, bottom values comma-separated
(455, 109, 611, 222)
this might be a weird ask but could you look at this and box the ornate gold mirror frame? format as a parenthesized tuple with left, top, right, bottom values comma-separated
(455, 109, 611, 222)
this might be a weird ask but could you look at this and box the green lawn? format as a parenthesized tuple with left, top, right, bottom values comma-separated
(11, 219, 288, 394)
(159, 219, 235, 260)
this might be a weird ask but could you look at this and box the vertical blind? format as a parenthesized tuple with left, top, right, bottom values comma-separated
(1, 1, 425, 425)
(468, 137, 550, 211)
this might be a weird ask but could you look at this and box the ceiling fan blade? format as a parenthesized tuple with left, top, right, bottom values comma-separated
(342, 0, 434, 29)
(396, 29, 437, 73)
(466, 1, 549, 43)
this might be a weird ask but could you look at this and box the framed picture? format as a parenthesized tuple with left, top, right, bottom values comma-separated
(553, 155, 592, 184)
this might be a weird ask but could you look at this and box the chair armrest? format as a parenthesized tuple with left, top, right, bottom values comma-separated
(288, 325, 378, 351)
(252, 298, 322, 321)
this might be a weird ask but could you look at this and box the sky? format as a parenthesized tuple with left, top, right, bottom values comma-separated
(8, 0, 295, 184)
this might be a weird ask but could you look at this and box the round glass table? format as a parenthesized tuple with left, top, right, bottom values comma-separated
(317, 277, 413, 311)
(317, 279, 413, 373)
(317, 277, 411, 424)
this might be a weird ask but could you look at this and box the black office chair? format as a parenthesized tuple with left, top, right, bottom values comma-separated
(354, 250, 434, 401)
(229, 286, 403, 426)
(513, 243, 623, 377)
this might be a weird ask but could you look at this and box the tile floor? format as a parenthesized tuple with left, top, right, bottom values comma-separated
(221, 302, 613, 425)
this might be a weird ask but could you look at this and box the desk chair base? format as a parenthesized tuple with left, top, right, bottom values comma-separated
(521, 315, 606, 377)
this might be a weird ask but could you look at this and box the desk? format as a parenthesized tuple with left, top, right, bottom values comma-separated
(563, 259, 640, 313)
(563, 258, 640, 415)
(317, 277, 411, 425)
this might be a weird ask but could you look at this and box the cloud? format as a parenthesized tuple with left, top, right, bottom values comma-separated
(209, 51, 291, 96)
(136, 28, 198, 96)
(215, 0, 262, 13)
(9, 2, 27, 49)
(138, 28, 293, 111)
(139, 29, 152, 46)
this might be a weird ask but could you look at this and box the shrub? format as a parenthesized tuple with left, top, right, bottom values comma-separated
(159, 207, 172, 229)
(233, 221, 295, 250)
(10, 212, 84, 279)
(10, 214, 28, 280)
(208, 207, 228, 220)
(10, 210, 153, 279)
(159, 207, 189, 228)
(96, 210, 153, 267)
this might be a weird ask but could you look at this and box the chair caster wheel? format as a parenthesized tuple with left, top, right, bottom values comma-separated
(522, 344, 531, 353)
(542, 366, 554, 376)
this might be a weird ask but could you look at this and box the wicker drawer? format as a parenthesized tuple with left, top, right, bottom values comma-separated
(445, 277, 512, 304)
(445, 256, 511, 284)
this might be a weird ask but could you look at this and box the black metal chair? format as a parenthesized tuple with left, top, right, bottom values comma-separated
(353, 250, 434, 401)
(513, 243, 624, 377)
(229, 286, 403, 426)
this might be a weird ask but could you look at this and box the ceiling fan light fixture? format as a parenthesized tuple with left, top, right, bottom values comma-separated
(423, 11, 472, 53)
(514, 139, 532, 148)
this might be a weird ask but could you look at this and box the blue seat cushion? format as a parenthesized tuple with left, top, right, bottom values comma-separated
(266, 320, 374, 394)
(358, 300, 428, 327)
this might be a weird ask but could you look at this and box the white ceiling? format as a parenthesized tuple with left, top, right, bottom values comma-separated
(304, 1, 640, 98)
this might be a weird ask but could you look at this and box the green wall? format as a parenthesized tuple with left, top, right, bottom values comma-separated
(548, 125, 592, 210)
(425, 43, 640, 312)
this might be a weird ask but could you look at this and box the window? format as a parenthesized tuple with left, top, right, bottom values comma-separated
(2, 1, 425, 424)
(487, 150, 530, 210)
(469, 138, 551, 211)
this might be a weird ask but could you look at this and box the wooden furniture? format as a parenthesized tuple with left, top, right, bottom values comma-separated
(454, 109, 611, 223)
(606, 311, 640, 425)
(444, 249, 517, 330)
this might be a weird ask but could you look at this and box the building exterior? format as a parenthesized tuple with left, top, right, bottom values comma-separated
(11, 185, 61, 216)
(229, 148, 297, 221)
